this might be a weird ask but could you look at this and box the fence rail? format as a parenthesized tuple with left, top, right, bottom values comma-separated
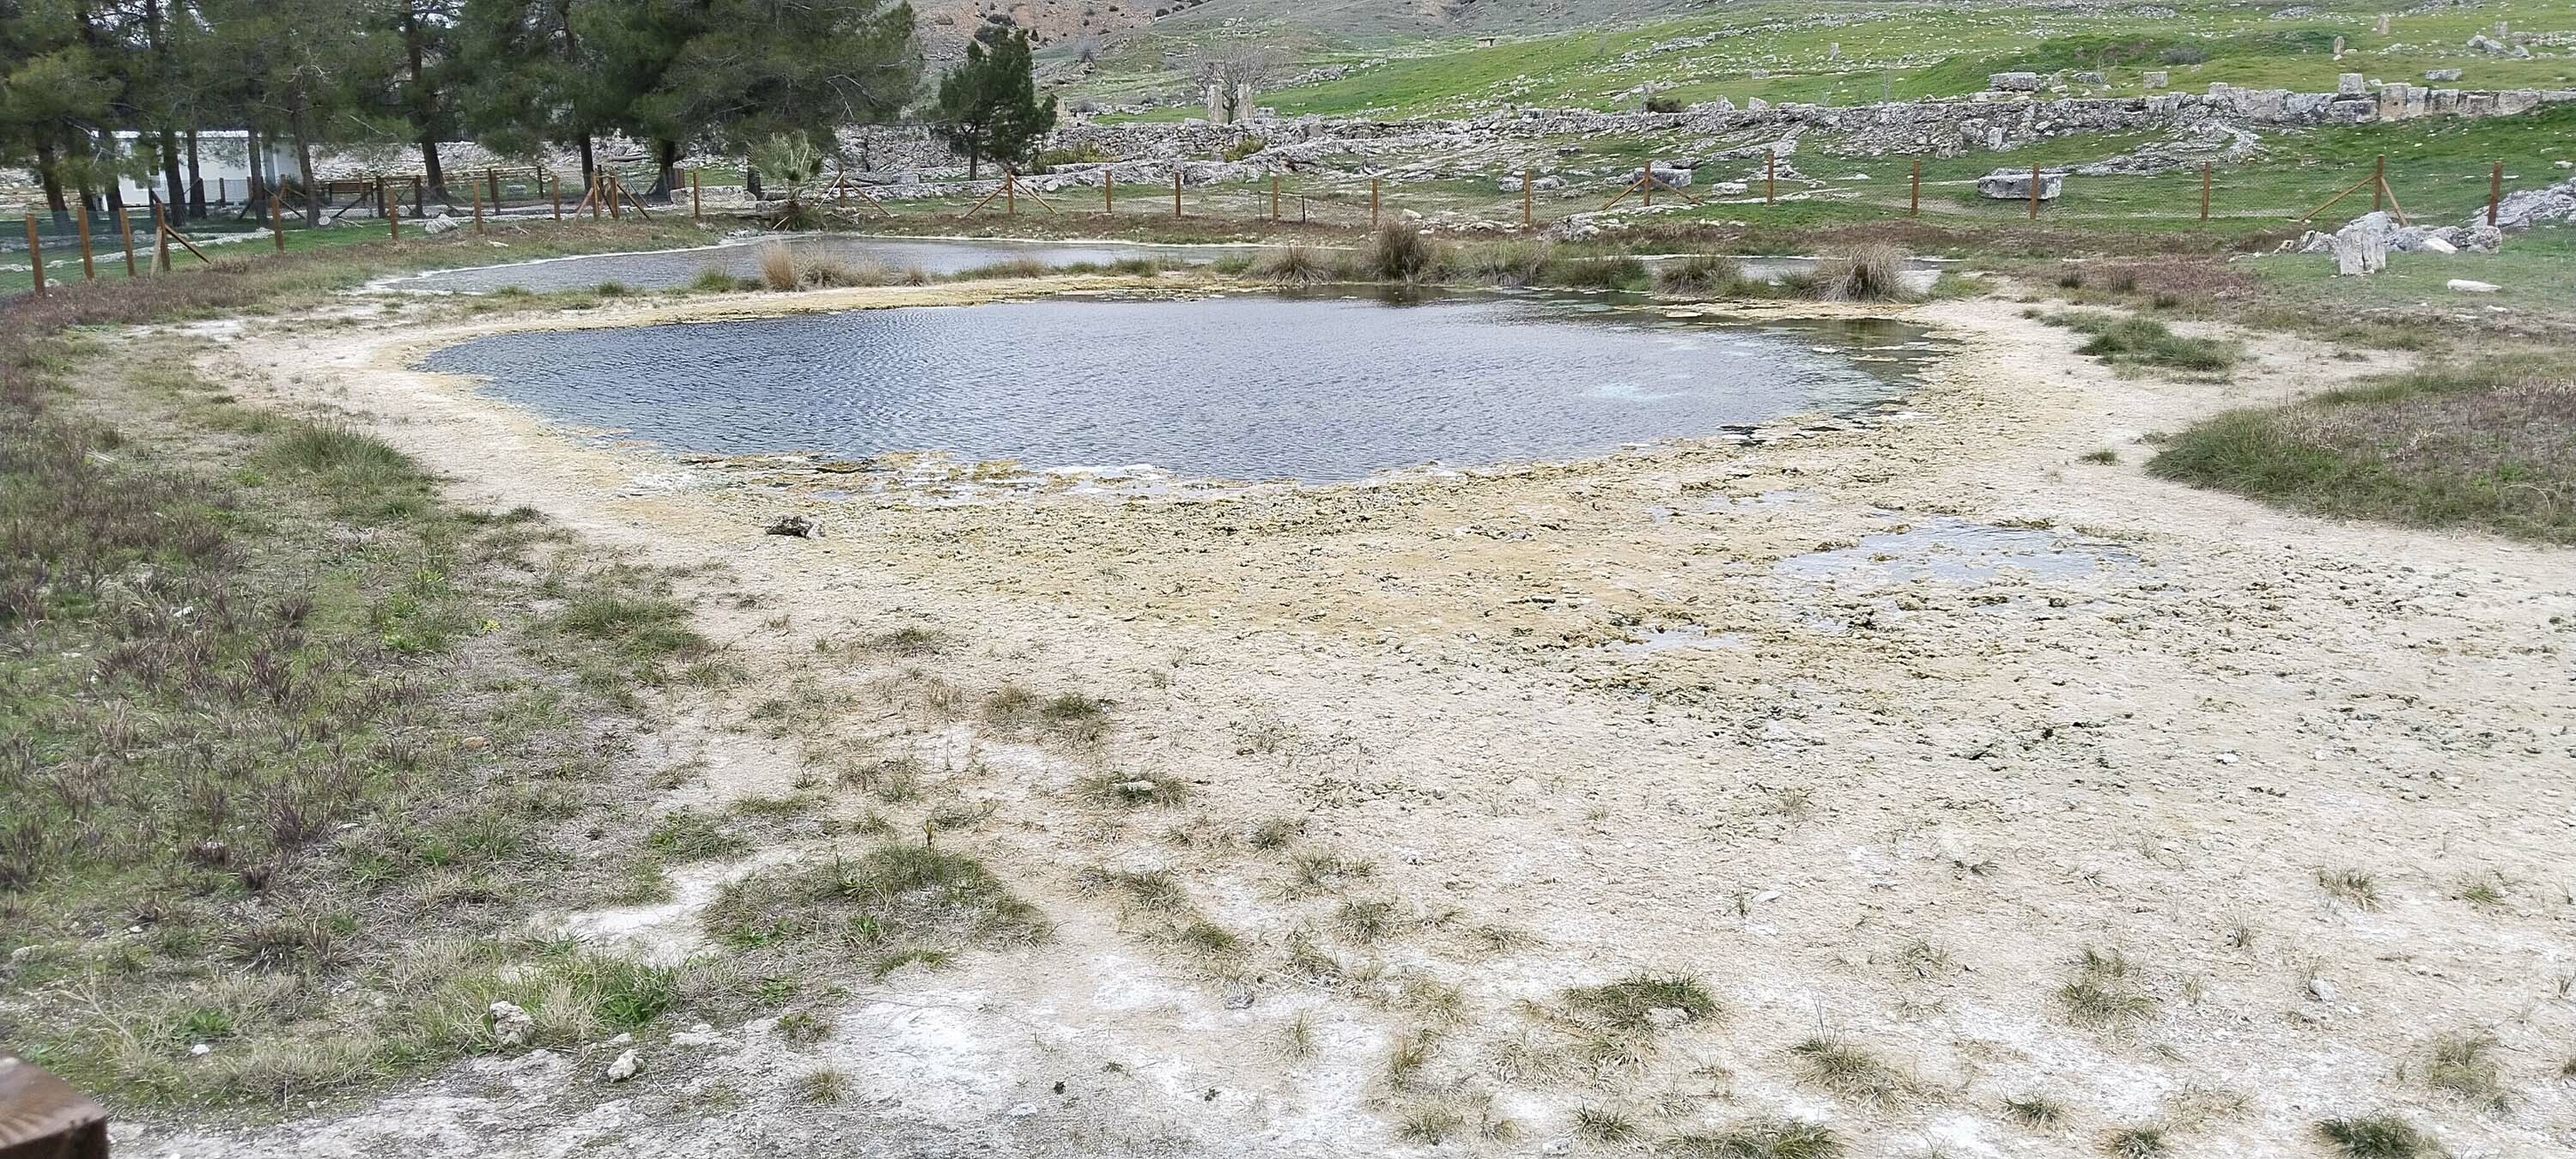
(6, 151, 2533, 294)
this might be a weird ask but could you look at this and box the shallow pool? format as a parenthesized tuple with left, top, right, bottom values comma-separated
(423, 289, 1936, 482)
(380, 234, 1262, 294)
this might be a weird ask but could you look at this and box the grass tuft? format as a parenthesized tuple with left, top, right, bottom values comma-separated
(1363, 223, 1446, 282)
(2057, 947, 2157, 1029)
(2315, 1114, 2441, 1158)
(1666, 1119, 1844, 1157)
(1788, 1035, 1912, 1107)
(1656, 253, 1747, 296)
(2043, 309, 2240, 373)
(2424, 1030, 2509, 1111)
(1810, 244, 1910, 302)
(1562, 973, 1719, 1034)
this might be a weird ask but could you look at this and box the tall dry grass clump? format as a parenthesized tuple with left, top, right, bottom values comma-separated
(757, 244, 799, 291)
(1656, 253, 1746, 296)
(1810, 243, 1910, 301)
(1364, 222, 1447, 282)
(1254, 244, 1337, 286)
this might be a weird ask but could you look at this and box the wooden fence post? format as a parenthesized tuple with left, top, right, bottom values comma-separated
(551, 174, 562, 220)
(1270, 174, 1280, 221)
(217, 176, 226, 204)
(382, 178, 398, 240)
(21, 212, 42, 294)
(1005, 168, 1016, 216)
(1173, 168, 1182, 218)
(2488, 161, 2502, 226)
(2372, 155, 2385, 210)
(486, 167, 499, 209)
(1909, 158, 1921, 217)
(412, 175, 423, 218)
(153, 199, 171, 271)
(117, 208, 136, 276)
(1765, 153, 1776, 204)
(1523, 167, 1534, 226)
(471, 184, 483, 233)
(75, 207, 94, 280)
(691, 170, 702, 220)
(2027, 162, 2040, 220)
(591, 175, 603, 220)
(1370, 176, 1379, 228)
(1104, 170, 1114, 215)
(270, 194, 285, 254)
(609, 175, 623, 220)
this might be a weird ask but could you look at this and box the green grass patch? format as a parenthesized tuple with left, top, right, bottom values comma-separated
(2044, 309, 2241, 373)
(2150, 358, 2576, 543)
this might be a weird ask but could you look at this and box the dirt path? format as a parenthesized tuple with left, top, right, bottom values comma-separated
(137, 284, 2575, 1157)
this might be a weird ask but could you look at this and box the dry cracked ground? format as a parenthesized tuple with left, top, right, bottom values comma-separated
(117, 283, 2576, 1157)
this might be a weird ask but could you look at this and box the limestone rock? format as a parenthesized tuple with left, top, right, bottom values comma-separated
(1977, 168, 2063, 200)
(605, 1048, 640, 1082)
(488, 1001, 533, 1048)
(1987, 71, 2042, 92)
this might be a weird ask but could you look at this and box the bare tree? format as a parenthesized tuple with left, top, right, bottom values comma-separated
(1184, 44, 1280, 123)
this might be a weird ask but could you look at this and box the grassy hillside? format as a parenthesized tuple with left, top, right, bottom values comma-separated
(1071, 0, 2576, 118)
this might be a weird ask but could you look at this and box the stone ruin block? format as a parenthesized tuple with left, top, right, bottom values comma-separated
(1977, 168, 2063, 200)
(1987, 71, 2042, 92)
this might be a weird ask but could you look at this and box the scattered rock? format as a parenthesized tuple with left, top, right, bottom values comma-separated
(1643, 1006, 1690, 1030)
(421, 214, 461, 235)
(1987, 71, 2042, 92)
(488, 1001, 534, 1048)
(604, 1048, 640, 1082)
(2445, 278, 2499, 294)
(1542, 1138, 1575, 1156)
(1223, 986, 1256, 1010)
(2306, 976, 2340, 1003)
(2423, 69, 2463, 82)
(1976, 168, 2063, 201)
(765, 513, 822, 538)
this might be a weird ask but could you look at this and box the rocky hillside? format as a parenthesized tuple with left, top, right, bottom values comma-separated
(914, 0, 1159, 62)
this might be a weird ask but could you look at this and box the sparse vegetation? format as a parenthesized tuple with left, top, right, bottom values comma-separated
(1562, 974, 1720, 1034)
(1363, 222, 1446, 282)
(2318, 868, 2384, 910)
(1810, 244, 1911, 302)
(2005, 1095, 2066, 1128)
(2043, 309, 2241, 373)
(1788, 1035, 1912, 1107)
(2316, 1114, 2442, 1158)
(2152, 359, 2576, 544)
(2057, 947, 2158, 1029)
(1656, 253, 1747, 296)
(1667, 1119, 1844, 1158)
(2104, 1125, 2168, 1158)
(2424, 1030, 2510, 1112)
(1573, 1105, 1639, 1143)
(702, 844, 1049, 959)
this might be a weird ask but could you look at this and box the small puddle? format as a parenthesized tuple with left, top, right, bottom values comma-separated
(423, 289, 1940, 484)
(1777, 516, 2140, 585)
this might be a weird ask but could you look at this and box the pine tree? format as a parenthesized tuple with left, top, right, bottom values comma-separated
(933, 26, 1054, 180)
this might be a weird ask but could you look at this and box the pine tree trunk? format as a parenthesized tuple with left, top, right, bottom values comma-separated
(159, 130, 185, 223)
(423, 140, 447, 203)
(35, 141, 70, 225)
(291, 95, 323, 228)
(186, 129, 204, 215)
(577, 136, 595, 186)
(246, 127, 267, 218)
(649, 140, 679, 201)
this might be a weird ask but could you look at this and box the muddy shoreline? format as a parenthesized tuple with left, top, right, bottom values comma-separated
(142, 281, 2576, 1157)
